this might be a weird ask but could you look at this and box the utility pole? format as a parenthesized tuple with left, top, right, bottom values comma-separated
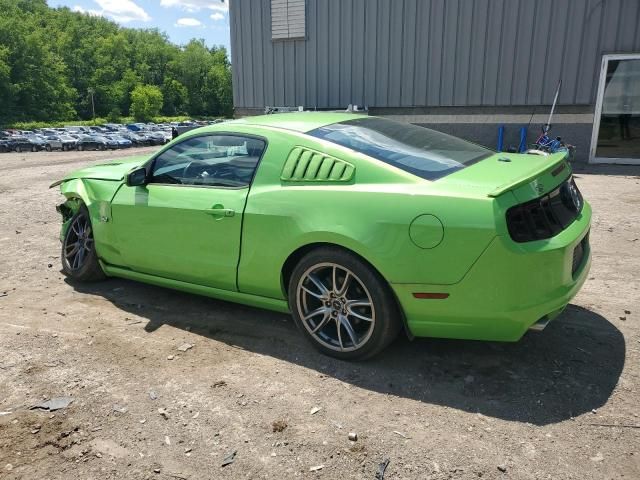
(88, 88, 96, 122)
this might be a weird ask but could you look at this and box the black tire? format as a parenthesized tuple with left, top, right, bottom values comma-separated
(77, 144, 83, 151)
(61, 204, 106, 282)
(288, 247, 401, 360)
(31, 145, 37, 152)
(15, 146, 21, 153)
(45, 145, 52, 152)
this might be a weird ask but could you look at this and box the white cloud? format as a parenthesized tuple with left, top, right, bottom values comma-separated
(210, 12, 224, 21)
(72, 5, 102, 16)
(175, 17, 203, 27)
(161, 0, 228, 13)
(73, 0, 150, 23)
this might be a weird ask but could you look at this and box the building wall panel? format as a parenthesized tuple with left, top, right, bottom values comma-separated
(230, 0, 640, 109)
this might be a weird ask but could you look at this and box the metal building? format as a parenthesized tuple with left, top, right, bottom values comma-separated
(229, 0, 640, 164)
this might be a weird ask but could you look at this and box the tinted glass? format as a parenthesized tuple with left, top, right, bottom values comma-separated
(309, 117, 492, 180)
(150, 135, 266, 187)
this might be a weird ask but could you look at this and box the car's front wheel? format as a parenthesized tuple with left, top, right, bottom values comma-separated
(288, 247, 401, 360)
(61, 205, 105, 281)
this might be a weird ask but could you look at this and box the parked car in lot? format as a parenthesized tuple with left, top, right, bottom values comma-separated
(44, 135, 77, 151)
(51, 113, 592, 359)
(145, 131, 169, 145)
(121, 131, 151, 146)
(110, 135, 133, 149)
(0, 139, 12, 153)
(76, 135, 118, 151)
(11, 136, 45, 152)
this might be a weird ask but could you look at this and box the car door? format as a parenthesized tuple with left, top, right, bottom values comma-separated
(109, 133, 267, 291)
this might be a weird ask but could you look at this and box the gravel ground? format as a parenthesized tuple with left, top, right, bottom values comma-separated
(0, 149, 638, 480)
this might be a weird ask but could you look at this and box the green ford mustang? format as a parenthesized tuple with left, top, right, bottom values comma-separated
(52, 113, 591, 359)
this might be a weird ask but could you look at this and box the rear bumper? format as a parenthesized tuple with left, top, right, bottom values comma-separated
(393, 202, 592, 341)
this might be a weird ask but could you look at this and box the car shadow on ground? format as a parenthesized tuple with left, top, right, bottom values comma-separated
(66, 277, 625, 426)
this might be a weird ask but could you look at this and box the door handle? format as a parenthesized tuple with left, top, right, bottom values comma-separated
(205, 205, 235, 217)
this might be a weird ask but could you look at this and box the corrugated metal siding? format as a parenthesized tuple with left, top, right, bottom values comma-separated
(230, 0, 640, 109)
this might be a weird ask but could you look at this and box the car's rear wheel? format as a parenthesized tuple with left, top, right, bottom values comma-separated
(45, 145, 52, 152)
(61, 205, 105, 282)
(77, 144, 83, 151)
(15, 146, 21, 153)
(288, 247, 401, 360)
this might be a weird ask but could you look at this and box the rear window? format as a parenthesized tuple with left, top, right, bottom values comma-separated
(308, 117, 492, 180)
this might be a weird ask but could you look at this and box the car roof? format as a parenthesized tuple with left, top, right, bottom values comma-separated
(227, 112, 367, 133)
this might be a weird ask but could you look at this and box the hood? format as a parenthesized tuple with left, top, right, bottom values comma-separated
(49, 154, 149, 188)
(433, 151, 570, 200)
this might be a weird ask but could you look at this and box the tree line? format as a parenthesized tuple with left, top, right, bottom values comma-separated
(0, 0, 233, 125)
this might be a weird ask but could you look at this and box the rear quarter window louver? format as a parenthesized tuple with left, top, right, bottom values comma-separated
(281, 147, 355, 182)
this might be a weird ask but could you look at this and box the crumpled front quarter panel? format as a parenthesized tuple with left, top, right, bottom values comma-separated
(59, 178, 124, 265)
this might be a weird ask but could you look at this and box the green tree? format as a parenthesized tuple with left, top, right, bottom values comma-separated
(0, 0, 233, 125)
(130, 84, 163, 121)
(161, 78, 188, 115)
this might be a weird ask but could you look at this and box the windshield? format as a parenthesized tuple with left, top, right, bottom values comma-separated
(308, 117, 492, 180)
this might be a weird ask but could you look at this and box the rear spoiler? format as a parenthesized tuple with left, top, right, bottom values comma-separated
(487, 151, 569, 198)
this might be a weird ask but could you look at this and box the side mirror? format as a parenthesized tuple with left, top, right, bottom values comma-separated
(126, 167, 147, 187)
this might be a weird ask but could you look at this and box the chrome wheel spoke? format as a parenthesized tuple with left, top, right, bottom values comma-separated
(306, 273, 330, 298)
(339, 314, 358, 347)
(346, 299, 371, 310)
(304, 306, 330, 321)
(347, 310, 373, 322)
(301, 285, 324, 300)
(65, 243, 80, 258)
(310, 311, 332, 334)
(336, 271, 352, 296)
(336, 317, 344, 350)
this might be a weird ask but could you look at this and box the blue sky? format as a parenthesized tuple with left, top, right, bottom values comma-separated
(48, 0, 231, 51)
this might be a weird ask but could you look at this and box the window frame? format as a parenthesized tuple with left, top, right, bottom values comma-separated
(142, 132, 269, 190)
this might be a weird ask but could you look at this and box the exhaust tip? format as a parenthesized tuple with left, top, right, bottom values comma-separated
(529, 316, 551, 332)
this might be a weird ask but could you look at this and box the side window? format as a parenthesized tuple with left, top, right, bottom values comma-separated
(150, 135, 266, 188)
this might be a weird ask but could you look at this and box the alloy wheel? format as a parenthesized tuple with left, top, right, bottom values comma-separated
(296, 263, 376, 352)
(64, 213, 94, 271)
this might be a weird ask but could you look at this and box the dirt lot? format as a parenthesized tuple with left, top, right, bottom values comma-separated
(0, 148, 638, 480)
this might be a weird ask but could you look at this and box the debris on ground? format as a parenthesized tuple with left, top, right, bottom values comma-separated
(212, 380, 227, 388)
(310, 406, 321, 415)
(149, 390, 158, 400)
(272, 419, 288, 432)
(348, 432, 358, 441)
(164, 435, 171, 446)
(158, 408, 169, 420)
(375, 458, 390, 479)
(392, 430, 410, 439)
(309, 465, 324, 472)
(497, 464, 508, 472)
(221, 450, 237, 467)
(30, 396, 73, 411)
(113, 404, 127, 413)
(177, 343, 193, 352)
(590, 453, 604, 462)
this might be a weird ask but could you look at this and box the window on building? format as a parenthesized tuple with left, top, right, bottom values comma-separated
(271, 0, 305, 40)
